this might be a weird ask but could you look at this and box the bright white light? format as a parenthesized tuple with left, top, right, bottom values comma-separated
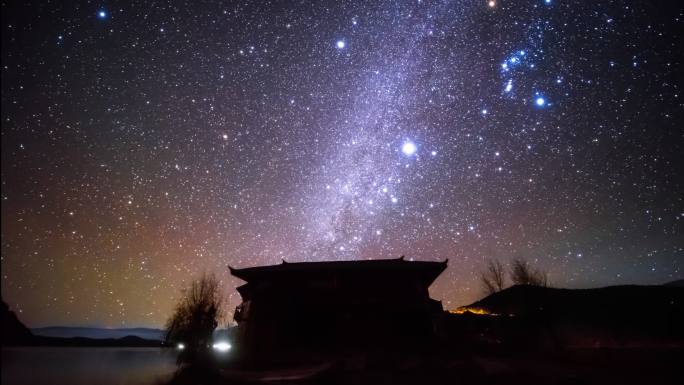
(536, 97, 546, 106)
(98, 11, 107, 18)
(505, 80, 513, 92)
(336, 40, 345, 49)
(212, 341, 231, 352)
(488, 1, 496, 7)
(177, 343, 185, 350)
(401, 141, 417, 156)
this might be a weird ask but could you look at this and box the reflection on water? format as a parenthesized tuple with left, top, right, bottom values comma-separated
(1, 347, 178, 385)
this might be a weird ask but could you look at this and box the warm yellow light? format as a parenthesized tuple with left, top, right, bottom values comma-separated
(450, 306, 493, 315)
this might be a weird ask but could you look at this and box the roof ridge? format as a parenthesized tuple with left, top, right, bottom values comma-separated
(229, 257, 447, 271)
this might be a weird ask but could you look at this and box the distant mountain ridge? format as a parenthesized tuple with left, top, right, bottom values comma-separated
(1, 300, 163, 347)
(30, 326, 236, 341)
(31, 326, 165, 341)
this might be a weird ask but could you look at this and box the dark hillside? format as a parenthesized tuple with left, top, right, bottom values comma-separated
(447, 284, 684, 348)
(1, 300, 33, 345)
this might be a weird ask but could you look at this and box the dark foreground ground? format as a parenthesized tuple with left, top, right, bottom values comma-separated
(164, 346, 683, 385)
(164, 284, 684, 384)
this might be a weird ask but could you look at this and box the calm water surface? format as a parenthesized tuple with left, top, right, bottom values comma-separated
(1, 347, 178, 385)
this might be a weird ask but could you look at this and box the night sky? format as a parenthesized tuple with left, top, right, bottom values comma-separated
(1, 0, 682, 328)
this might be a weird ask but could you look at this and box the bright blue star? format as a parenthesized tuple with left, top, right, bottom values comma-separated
(336, 40, 345, 49)
(535, 96, 546, 106)
(401, 141, 417, 156)
(97, 10, 107, 19)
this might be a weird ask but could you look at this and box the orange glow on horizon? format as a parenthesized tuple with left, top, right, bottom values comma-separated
(449, 306, 494, 315)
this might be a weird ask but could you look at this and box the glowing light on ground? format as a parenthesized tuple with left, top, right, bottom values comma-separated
(450, 307, 495, 315)
(212, 341, 232, 352)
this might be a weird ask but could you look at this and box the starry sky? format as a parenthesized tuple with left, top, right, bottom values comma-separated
(1, 0, 683, 328)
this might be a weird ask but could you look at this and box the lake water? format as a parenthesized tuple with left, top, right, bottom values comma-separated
(1, 347, 178, 385)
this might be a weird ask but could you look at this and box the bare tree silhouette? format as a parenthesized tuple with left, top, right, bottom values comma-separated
(510, 258, 548, 287)
(165, 273, 224, 365)
(480, 259, 506, 295)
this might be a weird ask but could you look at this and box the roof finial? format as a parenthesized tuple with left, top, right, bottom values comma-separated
(399, 255, 405, 261)
(281, 258, 288, 264)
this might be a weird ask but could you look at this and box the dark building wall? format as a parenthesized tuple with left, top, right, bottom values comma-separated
(230, 259, 447, 356)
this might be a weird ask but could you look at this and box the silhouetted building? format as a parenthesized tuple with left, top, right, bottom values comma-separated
(230, 257, 447, 356)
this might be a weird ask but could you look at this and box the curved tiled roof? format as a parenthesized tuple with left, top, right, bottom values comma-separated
(229, 257, 447, 287)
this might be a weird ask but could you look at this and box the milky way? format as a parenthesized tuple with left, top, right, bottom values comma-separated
(1, 0, 682, 327)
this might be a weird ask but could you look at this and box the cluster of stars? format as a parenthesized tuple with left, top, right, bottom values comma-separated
(0, 0, 681, 327)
